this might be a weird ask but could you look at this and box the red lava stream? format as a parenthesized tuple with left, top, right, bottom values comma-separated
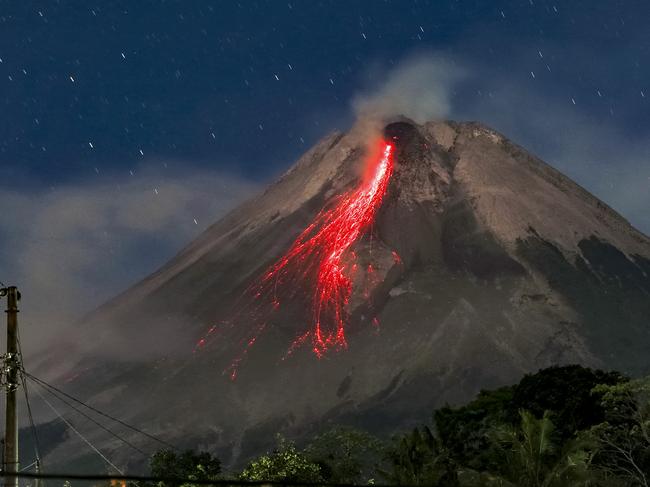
(197, 141, 396, 379)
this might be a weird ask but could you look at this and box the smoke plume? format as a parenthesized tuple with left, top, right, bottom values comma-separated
(352, 54, 465, 126)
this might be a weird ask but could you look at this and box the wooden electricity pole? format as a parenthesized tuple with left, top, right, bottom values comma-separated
(1, 286, 20, 487)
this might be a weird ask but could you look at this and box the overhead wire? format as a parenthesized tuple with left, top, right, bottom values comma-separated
(12, 316, 175, 481)
(23, 371, 176, 451)
(16, 331, 43, 472)
(28, 380, 124, 475)
(19, 374, 42, 471)
(25, 375, 149, 456)
(19, 460, 38, 472)
(18, 327, 131, 476)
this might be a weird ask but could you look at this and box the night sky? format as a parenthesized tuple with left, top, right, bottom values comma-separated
(0, 1, 648, 351)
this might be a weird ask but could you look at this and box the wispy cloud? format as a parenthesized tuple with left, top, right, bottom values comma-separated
(0, 162, 257, 357)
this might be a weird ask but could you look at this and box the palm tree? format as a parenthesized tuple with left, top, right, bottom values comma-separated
(382, 426, 459, 486)
(490, 410, 593, 487)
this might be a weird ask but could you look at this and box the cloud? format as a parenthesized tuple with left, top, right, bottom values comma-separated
(0, 162, 258, 358)
(352, 53, 466, 125)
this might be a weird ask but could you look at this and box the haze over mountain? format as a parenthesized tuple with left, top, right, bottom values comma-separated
(36, 117, 650, 470)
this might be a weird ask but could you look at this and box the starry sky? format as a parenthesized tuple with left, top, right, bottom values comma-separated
(0, 1, 649, 351)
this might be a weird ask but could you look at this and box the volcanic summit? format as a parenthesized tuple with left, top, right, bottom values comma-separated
(40, 118, 650, 466)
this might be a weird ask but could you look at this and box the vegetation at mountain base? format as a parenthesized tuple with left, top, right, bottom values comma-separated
(238, 436, 325, 483)
(149, 365, 650, 486)
(434, 365, 627, 472)
(304, 426, 384, 484)
(589, 378, 650, 486)
(380, 425, 459, 486)
(485, 410, 594, 486)
(149, 449, 221, 487)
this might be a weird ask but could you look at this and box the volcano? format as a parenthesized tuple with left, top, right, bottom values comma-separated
(38, 118, 650, 468)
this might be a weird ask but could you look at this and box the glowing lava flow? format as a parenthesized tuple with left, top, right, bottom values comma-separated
(198, 142, 395, 375)
(262, 142, 395, 357)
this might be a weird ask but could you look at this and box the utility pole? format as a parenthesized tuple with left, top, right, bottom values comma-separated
(1, 286, 20, 487)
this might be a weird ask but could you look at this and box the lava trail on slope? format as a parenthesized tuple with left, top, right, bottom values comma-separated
(198, 141, 395, 377)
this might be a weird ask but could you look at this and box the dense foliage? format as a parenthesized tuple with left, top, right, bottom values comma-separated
(304, 426, 384, 484)
(486, 410, 593, 486)
(149, 449, 221, 487)
(434, 365, 627, 472)
(239, 436, 325, 483)
(435, 384, 514, 471)
(381, 426, 458, 486)
(508, 365, 626, 439)
(150, 365, 650, 486)
(590, 378, 650, 486)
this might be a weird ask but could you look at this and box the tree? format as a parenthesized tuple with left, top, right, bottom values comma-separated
(435, 385, 514, 471)
(304, 426, 384, 484)
(150, 449, 221, 487)
(490, 410, 593, 487)
(435, 365, 627, 473)
(381, 426, 459, 486)
(590, 378, 650, 486)
(239, 436, 324, 483)
(509, 365, 626, 441)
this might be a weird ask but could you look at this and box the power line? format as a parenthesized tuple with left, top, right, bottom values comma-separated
(19, 373, 42, 470)
(29, 380, 124, 476)
(24, 372, 177, 451)
(26, 375, 149, 456)
(19, 460, 38, 473)
(16, 331, 43, 472)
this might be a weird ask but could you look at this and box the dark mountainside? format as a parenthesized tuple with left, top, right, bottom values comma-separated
(35, 118, 650, 470)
